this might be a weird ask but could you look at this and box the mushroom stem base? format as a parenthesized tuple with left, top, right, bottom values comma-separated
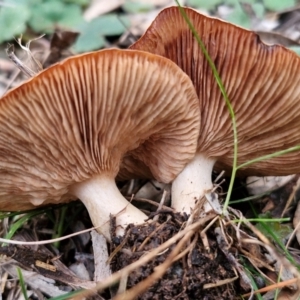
(171, 153, 216, 214)
(69, 175, 147, 240)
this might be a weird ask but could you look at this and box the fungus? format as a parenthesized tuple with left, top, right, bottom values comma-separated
(130, 7, 300, 213)
(0, 48, 200, 239)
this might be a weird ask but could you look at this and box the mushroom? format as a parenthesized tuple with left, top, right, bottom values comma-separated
(117, 155, 153, 181)
(0, 48, 200, 239)
(130, 6, 300, 213)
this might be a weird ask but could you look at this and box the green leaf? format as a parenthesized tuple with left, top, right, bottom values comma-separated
(28, 0, 83, 33)
(263, 0, 296, 12)
(226, 5, 251, 28)
(58, 5, 83, 28)
(225, 0, 263, 26)
(3, 0, 39, 5)
(63, 0, 89, 5)
(73, 14, 129, 53)
(225, 0, 256, 5)
(288, 46, 300, 56)
(122, 0, 154, 13)
(0, 4, 30, 43)
(187, 0, 223, 10)
(73, 31, 106, 53)
(252, 3, 265, 19)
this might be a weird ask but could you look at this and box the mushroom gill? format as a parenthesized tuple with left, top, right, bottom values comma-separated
(0, 48, 200, 239)
(130, 7, 300, 213)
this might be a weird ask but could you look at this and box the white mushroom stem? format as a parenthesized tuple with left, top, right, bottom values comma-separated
(171, 153, 216, 214)
(69, 175, 147, 241)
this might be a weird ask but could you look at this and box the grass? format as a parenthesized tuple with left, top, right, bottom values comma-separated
(175, 0, 300, 211)
(237, 144, 300, 169)
(175, 0, 300, 298)
(48, 290, 84, 300)
(17, 267, 29, 300)
(0, 204, 70, 244)
(51, 205, 68, 248)
(175, 1, 238, 214)
(3, 210, 47, 242)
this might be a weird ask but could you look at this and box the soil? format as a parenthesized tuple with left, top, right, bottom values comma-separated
(111, 212, 242, 300)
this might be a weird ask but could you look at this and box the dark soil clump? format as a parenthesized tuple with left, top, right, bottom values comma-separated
(111, 212, 242, 300)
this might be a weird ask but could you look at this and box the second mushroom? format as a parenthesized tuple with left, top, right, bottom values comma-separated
(130, 7, 300, 214)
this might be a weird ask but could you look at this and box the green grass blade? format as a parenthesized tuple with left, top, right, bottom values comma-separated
(48, 289, 84, 300)
(248, 203, 297, 268)
(229, 192, 271, 204)
(231, 218, 290, 223)
(243, 266, 264, 300)
(175, 1, 238, 213)
(53, 205, 68, 248)
(4, 210, 43, 242)
(17, 267, 29, 300)
(237, 145, 300, 170)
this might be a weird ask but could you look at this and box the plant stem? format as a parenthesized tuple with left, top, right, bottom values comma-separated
(237, 145, 300, 170)
(175, 1, 238, 213)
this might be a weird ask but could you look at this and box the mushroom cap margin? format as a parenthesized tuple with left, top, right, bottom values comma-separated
(0, 49, 200, 210)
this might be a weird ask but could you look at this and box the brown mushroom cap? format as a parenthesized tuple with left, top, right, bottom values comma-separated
(130, 6, 300, 175)
(0, 48, 200, 211)
(117, 155, 153, 181)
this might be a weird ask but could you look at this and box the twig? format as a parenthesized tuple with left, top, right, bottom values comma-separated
(73, 214, 216, 299)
